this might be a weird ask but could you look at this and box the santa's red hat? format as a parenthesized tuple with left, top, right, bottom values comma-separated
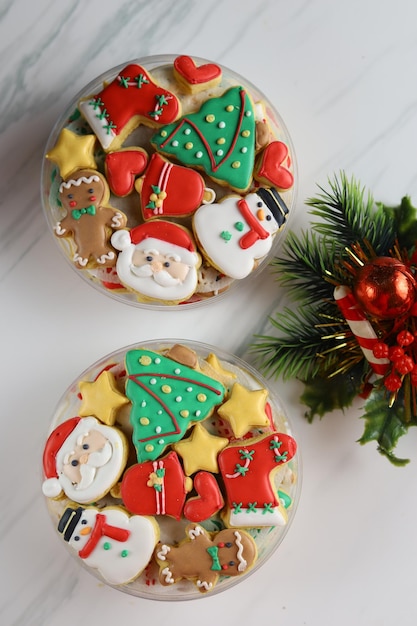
(111, 221, 199, 267)
(42, 416, 81, 498)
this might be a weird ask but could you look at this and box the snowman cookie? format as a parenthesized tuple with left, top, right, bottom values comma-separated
(43, 55, 296, 306)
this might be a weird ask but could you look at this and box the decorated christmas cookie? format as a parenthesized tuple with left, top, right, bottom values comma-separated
(42, 340, 299, 599)
(58, 505, 159, 585)
(42, 55, 296, 307)
(155, 523, 257, 593)
(55, 169, 127, 269)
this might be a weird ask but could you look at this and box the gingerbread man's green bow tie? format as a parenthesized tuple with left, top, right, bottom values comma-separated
(71, 205, 96, 220)
(207, 546, 222, 571)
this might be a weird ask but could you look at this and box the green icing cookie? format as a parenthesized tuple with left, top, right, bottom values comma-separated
(151, 86, 255, 192)
(125, 349, 226, 462)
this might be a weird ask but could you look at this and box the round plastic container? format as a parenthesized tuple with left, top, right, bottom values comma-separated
(41, 55, 297, 308)
(41, 339, 300, 600)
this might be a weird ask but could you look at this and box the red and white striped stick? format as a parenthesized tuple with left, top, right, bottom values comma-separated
(334, 285, 390, 376)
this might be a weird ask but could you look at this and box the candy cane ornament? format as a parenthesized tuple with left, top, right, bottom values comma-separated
(334, 285, 390, 376)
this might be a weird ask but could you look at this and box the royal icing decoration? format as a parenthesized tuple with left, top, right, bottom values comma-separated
(254, 140, 294, 190)
(55, 169, 127, 269)
(183, 471, 224, 523)
(151, 86, 256, 192)
(155, 523, 257, 593)
(105, 147, 148, 196)
(78, 369, 129, 426)
(58, 505, 159, 585)
(218, 432, 297, 527)
(46, 128, 97, 179)
(42, 416, 128, 503)
(193, 188, 288, 279)
(124, 349, 225, 461)
(172, 423, 229, 475)
(173, 55, 222, 93)
(136, 152, 215, 220)
(79, 64, 181, 150)
(217, 382, 270, 438)
(111, 220, 201, 303)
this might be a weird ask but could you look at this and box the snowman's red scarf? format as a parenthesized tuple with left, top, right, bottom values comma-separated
(237, 198, 269, 249)
(78, 513, 130, 559)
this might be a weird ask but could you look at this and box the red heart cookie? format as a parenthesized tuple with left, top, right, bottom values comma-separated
(184, 471, 224, 523)
(254, 141, 294, 191)
(174, 55, 222, 92)
(105, 148, 148, 196)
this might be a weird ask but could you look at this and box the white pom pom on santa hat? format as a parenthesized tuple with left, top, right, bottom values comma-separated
(112, 221, 199, 266)
(42, 416, 82, 498)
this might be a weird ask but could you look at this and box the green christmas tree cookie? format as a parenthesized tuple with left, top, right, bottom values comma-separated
(125, 349, 226, 462)
(151, 86, 255, 192)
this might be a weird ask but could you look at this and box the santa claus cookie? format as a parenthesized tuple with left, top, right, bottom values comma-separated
(111, 220, 201, 304)
(42, 55, 296, 307)
(42, 341, 300, 598)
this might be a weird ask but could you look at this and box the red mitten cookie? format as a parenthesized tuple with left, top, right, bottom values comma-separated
(105, 147, 148, 196)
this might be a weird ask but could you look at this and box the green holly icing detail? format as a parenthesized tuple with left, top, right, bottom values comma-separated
(235, 463, 249, 476)
(119, 76, 130, 88)
(221, 231, 232, 241)
(262, 503, 274, 514)
(247, 502, 258, 513)
(151, 86, 255, 192)
(104, 121, 117, 135)
(270, 437, 288, 463)
(234, 221, 244, 231)
(239, 449, 255, 461)
(135, 74, 149, 88)
(125, 349, 225, 462)
(232, 502, 243, 513)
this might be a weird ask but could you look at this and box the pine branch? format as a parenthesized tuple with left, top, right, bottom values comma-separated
(271, 230, 343, 304)
(306, 172, 396, 253)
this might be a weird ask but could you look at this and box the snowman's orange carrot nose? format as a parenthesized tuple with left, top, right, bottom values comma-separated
(79, 526, 92, 535)
(256, 208, 265, 221)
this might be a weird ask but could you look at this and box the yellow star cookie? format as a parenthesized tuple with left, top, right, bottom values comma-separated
(46, 128, 97, 179)
(217, 383, 269, 438)
(79, 370, 129, 425)
(172, 423, 229, 475)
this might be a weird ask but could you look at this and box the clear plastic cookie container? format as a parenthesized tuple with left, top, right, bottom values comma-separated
(41, 54, 297, 308)
(41, 339, 301, 600)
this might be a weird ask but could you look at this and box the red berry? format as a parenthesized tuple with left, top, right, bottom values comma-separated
(388, 346, 404, 361)
(394, 355, 414, 375)
(384, 373, 402, 392)
(397, 330, 414, 347)
(373, 342, 389, 359)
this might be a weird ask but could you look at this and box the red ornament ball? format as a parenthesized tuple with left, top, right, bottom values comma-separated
(353, 257, 416, 319)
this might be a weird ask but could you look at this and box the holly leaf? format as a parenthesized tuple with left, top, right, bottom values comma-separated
(379, 196, 417, 251)
(300, 374, 358, 422)
(359, 388, 409, 466)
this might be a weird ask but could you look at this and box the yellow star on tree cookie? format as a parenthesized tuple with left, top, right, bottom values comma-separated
(46, 128, 97, 179)
(78, 370, 129, 426)
(172, 423, 229, 475)
(217, 383, 270, 438)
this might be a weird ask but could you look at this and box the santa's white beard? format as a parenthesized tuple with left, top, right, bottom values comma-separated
(76, 442, 113, 490)
(130, 263, 181, 287)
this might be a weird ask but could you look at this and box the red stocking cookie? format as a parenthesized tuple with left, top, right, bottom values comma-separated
(155, 523, 257, 593)
(79, 64, 181, 150)
(218, 431, 297, 527)
(55, 169, 127, 269)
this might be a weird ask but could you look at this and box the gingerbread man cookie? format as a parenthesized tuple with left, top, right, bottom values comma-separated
(55, 169, 127, 269)
(155, 523, 257, 593)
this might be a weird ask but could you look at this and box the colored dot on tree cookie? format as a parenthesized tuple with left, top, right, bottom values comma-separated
(217, 383, 270, 438)
(172, 423, 229, 475)
(46, 128, 97, 179)
(79, 370, 130, 425)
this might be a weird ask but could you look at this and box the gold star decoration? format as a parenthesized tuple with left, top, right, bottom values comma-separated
(201, 352, 238, 387)
(217, 383, 270, 438)
(172, 423, 229, 475)
(78, 370, 129, 426)
(46, 128, 97, 179)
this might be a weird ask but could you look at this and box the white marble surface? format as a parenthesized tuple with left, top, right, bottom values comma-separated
(2, 0, 417, 623)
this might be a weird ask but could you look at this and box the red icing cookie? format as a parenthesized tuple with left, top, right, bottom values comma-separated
(218, 431, 297, 528)
(79, 64, 181, 151)
(121, 451, 190, 520)
(105, 148, 148, 196)
(173, 55, 222, 93)
(183, 471, 224, 523)
(136, 153, 215, 220)
(254, 141, 294, 191)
